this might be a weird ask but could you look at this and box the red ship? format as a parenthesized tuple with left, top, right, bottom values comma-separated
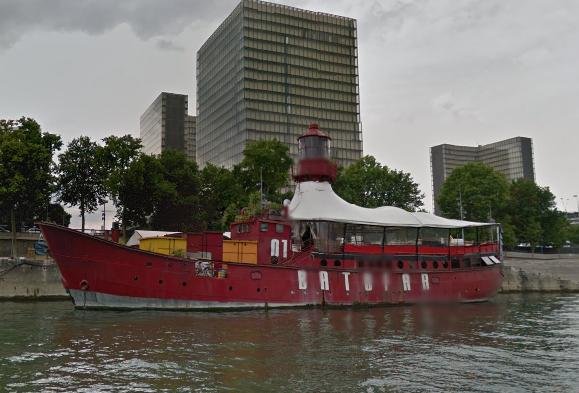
(40, 124, 503, 310)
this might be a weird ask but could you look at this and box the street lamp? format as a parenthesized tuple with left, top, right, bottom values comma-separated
(573, 194, 578, 214)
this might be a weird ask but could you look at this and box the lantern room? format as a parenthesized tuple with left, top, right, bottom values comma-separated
(293, 123, 337, 183)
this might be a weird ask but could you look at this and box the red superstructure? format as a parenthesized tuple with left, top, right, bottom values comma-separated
(39, 124, 503, 310)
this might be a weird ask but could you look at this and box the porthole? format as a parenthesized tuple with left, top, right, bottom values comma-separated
(320, 259, 327, 267)
(433, 261, 439, 269)
(443, 261, 449, 268)
(421, 261, 427, 269)
(257, 288, 261, 293)
(158, 279, 163, 284)
(133, 276, 139, 281)
(334, 259, 342, 267)
(182, 281, 187, 287)
(358, 261, 365, 268)
(398, 260, 404, 269)
(228, 286, 233, 291)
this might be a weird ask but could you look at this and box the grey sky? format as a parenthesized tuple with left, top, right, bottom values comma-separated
(1, 0, 578, 228)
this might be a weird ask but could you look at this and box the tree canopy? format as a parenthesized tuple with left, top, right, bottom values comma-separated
(438, 163, 569, 248)
(437, 162, 510, 222)
(334, 155, 424, 211)
(0, 117, 62, 231)
(57, 136, 108, 231)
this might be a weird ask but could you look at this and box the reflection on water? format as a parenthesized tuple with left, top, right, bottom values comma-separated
(1, 294, 579, 392)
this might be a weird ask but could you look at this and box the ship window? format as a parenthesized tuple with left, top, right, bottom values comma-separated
(260, 223, 269, 232)
(419, 228, 450, 247)
(451, 259, 460, 269)
(276, 224, 284, 233)
(334, 259, 341, 267)
(421, 261, 427, 269)
(320, 259, 327, 267)
(433, 261, 439, 269)
(385, 227, 417, 246)
(345, 225, 383, 246)
(398, 260, 404, 269)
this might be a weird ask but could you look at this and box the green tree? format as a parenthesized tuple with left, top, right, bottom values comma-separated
(149, 150, 202, 232)
(334, 155, 424, 211)
(507, 179, 568, 248)
(115, 154, 164, 231)
(199, 163, 242, 230)
(437, 162, 510, 222)
(0, 118, 62, 242)
(57, 136, 108, 231)
(47, 203, 72, 227)
(236, 140, 292, 200)
(568, 225, 579, 245)
(101, 134, 143, 235)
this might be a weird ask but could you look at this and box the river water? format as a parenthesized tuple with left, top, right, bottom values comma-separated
(1, 294, 578, 392)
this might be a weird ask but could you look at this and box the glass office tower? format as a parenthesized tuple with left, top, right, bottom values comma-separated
(430, 137, 535, 213)
(196, 0, 362, 168)
(140, 92, 196, 161)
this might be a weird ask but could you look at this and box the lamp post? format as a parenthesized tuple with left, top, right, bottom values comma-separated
(574, 194, 579, 214)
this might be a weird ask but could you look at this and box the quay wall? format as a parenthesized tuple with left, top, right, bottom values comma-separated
(500, 253, 579, 293)
(0, 259, 68, 299)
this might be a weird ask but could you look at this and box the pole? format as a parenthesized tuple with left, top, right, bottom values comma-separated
(459, 186, 465, 240)
(574, 194, 579, 213)
(10, 208, 16, 260)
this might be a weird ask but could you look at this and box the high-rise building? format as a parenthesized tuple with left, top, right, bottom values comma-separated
(431, 137, 535, 213)
(140, 92, 196, 161)
(196, 0, 362, 168)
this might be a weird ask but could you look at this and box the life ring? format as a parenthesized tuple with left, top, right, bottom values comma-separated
(80, 280, 89, 291)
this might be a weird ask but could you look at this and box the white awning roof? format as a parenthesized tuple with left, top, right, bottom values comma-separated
(288, 181, 492, 228)
(126, 230, 182, 246)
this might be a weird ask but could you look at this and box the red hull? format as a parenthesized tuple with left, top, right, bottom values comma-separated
(40, 223, 503, 310)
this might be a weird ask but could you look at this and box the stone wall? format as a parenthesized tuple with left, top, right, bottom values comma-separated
(0, 260, 68, 299)
(500, 255, 579, 292)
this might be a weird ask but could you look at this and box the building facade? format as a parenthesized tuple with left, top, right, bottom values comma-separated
(431, 137, 535, 213)
(140, 92, 196, 161)
(196, 0, 362, 168)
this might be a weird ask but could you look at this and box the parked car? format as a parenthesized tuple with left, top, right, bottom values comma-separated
(27, 226, 41, 233)
(0, 225, 9, 232)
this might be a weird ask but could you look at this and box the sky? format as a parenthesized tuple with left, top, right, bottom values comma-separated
(1, 0, 578, 229)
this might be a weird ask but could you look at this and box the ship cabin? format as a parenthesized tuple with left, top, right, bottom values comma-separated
(290, 220, 501, 272)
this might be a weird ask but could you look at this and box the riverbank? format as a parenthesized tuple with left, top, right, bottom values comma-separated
(501, 252, 579, 293)
(0, 259, 67, 300)
(1, 254, 579, 300)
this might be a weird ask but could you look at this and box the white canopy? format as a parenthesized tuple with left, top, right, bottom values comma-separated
(126, 230, 182, 246)
(288, 181, 492, 229)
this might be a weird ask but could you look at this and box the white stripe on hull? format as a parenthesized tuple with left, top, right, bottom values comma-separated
(69, 290, 313, 310)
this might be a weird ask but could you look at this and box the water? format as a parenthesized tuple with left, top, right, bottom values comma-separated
(1, 294, 579, 393)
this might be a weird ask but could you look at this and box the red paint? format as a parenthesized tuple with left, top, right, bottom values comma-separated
(39, 222, 503, 309)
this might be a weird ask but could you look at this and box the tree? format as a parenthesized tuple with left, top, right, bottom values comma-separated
(199, 163, 243, 230)
(57, 136, 108, 231)
(149, 150, 202, 232)
(47, 203, 72, 227)
(507, 179, 568, 248)
(236, 140, 292, 201)
(0, 118, 62, 241)
(101, 135, 143, 235)
(115, 154, 164, 230)
(334, 155, 424, 211)
(437, 162, 510, 222)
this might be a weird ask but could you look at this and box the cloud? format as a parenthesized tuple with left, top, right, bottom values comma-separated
(432, 93, 480, 121)
(155, 39, 184, 52)
(0, 0, 236, 49)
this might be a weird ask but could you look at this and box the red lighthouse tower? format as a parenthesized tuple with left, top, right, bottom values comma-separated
(293, 123, 337, 183)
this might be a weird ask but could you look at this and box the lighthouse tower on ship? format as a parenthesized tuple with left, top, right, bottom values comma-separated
(293, 123, 337, 184)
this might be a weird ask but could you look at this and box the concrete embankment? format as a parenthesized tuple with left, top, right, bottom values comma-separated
(0, 259, 68, 300)
(501, 252, 579, 293)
